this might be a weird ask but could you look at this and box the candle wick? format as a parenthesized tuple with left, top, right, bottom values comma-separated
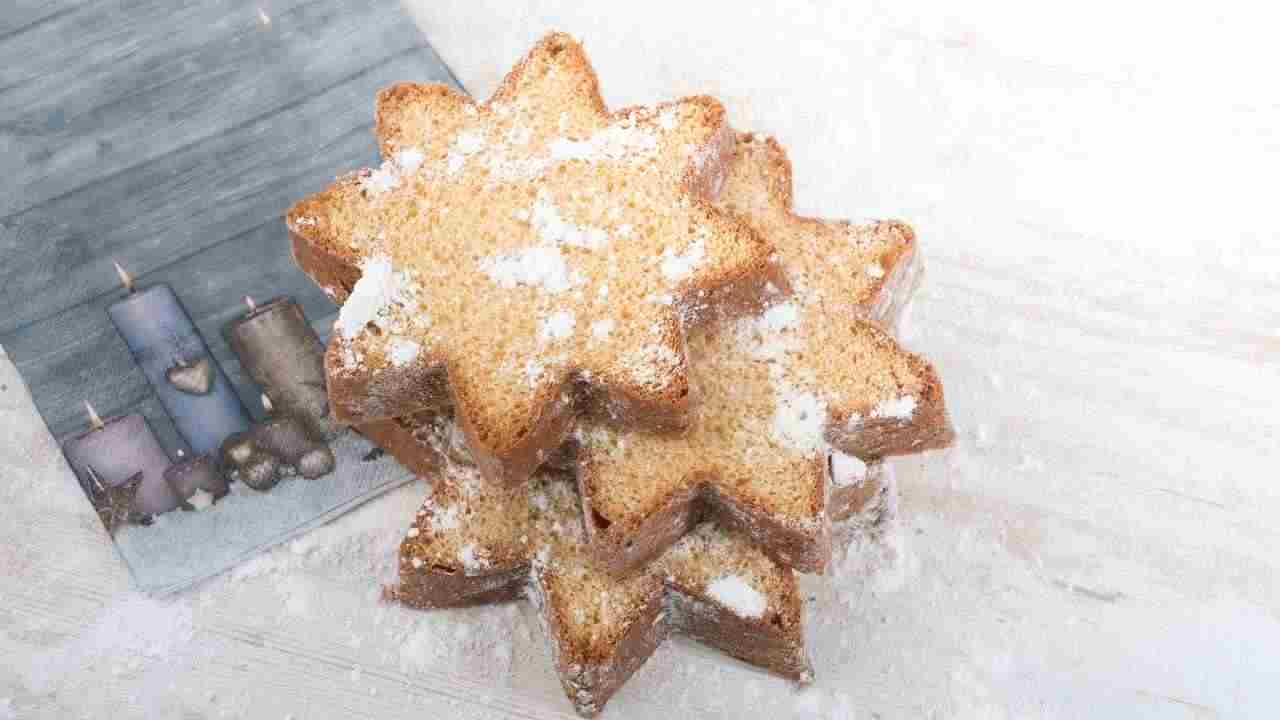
(85, 464, 106, 492)
(244, 295, 257, 312)
(112, 260, 135, 294)
(84, 400, 106, 431)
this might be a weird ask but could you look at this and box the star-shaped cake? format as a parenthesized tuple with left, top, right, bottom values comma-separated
(573, 133, 955, 575)
(377, 413, 891, 717)
(287, 33, 779, 485)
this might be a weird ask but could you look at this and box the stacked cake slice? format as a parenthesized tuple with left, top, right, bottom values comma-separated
(287, 32, 953, 718)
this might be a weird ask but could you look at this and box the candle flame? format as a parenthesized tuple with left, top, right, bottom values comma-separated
(84, 400, 105, 431)
(244, 295, 257, 312)
(257, 7, 271, 25)
(112, 260, 135, 293)
(261, 393, 274, 414)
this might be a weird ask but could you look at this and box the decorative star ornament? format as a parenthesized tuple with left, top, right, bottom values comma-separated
(287, 33, 779, 485)
(574, 133, 955, 576)
(78, 466, 149, 536)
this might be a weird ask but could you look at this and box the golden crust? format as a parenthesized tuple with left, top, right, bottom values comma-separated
(286, 33, 778, 487)
(573, 132, 954, 576)
(381, 437, 820, 717)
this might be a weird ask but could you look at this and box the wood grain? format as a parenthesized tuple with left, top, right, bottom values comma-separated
(0, 0, 455, 457)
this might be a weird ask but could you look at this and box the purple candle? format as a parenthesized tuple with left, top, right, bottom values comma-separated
(62, 401, 180, 515)
(106, 261, 252, 455)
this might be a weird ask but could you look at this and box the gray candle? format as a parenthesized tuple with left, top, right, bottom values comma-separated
(62, 401, 180, 515)
(224, 295, 338, 439)
(106, 262, 251, 455)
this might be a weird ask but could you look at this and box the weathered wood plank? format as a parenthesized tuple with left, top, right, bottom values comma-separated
(0, 0, 427, 218)
(0, 1, 91, 40)
(5, 214, 343, 454)
(0, 46, 453, 337)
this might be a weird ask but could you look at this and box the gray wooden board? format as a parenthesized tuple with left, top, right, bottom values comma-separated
(0, 1, 93, 39)
(0, 0, 462, 458)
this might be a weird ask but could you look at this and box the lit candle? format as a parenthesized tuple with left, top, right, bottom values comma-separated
(62, 401, 180, 515)
(223, 295, 338, 439)
(163, 450, 229, 509)
(107, 261, 252, 455)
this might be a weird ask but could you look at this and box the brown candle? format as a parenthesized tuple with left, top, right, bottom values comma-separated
(62, 402, 179, 515)
(224, 296, 338, 439)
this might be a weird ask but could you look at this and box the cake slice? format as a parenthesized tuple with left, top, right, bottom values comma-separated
(287, 33, 780, 486)
(573, 133, 954, 576)
(374, 411, 892, 718)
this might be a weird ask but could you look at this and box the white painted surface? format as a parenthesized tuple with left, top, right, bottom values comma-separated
(5, 1, 1280, 717)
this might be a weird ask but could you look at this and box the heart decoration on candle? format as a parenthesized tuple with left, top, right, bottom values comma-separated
(107, 260, 252, 455)
(165, 356, 214, 395)
(79, 466, 152, 536)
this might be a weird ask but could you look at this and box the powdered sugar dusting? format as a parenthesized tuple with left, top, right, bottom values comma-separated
(735, 301, 802, 361)
(540, 310, 576, 342)
(705, 574, 767, 618)
(549, 123, 658, 163)
(524, 358, 546, 387)
(622, 343, 680, 388)
(387, 338, 422, 367)
(479, 245, 573, 293)
(872, 395, 918, 420)
(430, 503, 460, 531)
(829, 451, 869, 488)
(458, 543, 487, 571)
(335, 255, 411, 339)
(770, 383, 828, 453)
(590, 318, 615, 340)
(446, 130, 486, 175)
(394, 146, 426, 172)
(530, 193, 609, 250)
(359, 163, 401, 195)
(657, 107, 678, 130)
(455, 130, 486, 154)
(660, 238, 706, 283)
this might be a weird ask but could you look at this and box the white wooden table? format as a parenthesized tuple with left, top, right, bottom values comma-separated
(4, 1, 1279, 718)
